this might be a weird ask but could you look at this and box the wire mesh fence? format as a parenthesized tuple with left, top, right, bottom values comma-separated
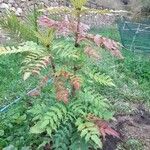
(117, 18, 150, 53)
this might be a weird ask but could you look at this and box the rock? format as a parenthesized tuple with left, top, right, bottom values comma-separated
(42, 0, 49, 4)
(0, 3, 10, 9)
(10, 7, 16, 12)
(12, 3, 18, 8)
(8, 0, 15, 3)
(15, 8, 23, 16)
(0, 0, 115, 28)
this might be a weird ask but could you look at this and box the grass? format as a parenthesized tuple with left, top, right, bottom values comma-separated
(0, 54, 23, 105)
(0, 54, 38, 106)
(91, 27, 150, 104)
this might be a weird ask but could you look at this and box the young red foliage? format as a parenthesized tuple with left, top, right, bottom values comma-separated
(84, 46, 101, 60)
(55, 70, 81, 90)
(38, 16, 123, 60)
(39, 76, 49, 88)
(57, 70, 71, 79)
(29, 56, 51, 76)
(54, 78, 69, 103)
(70, 77, 81, 90)
(38, 16, 90, 37)
(56, 88, 69, 104)
(79, 34, 124, 59)
(87, 115, 120, 140)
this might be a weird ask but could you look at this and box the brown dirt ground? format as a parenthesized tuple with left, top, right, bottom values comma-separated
(103, 103, 150, 150)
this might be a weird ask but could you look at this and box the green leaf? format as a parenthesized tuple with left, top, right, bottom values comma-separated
(103, 111, 115, 120)
(32, 115, 41, 121)
(23, 72, 31, 80)
(40, 120, 49, 129)
(21, 146, 30, 150)
(56, 103, 67, 115)
(49, 119, 57, 131)
(80, 139, 89, 150)
(30, 124, 44, 134)
(85, 133, 91, 142)
(80, 129, 89, 138)
(78, 124, 86, 131)
(0, 130, 4, 136)
(46, 127, 52, 136)
(78, 122, 95, 131)
(76, 109, 86, 115)
(3, 145, 17, 150)
(50, 107, 63, 120)
(75, 118, 83, 126)
(91, 135, 102, 148)
(51, 112, 58, 123)
(84, 122, 95, 127)
(37, 141, 48, 150)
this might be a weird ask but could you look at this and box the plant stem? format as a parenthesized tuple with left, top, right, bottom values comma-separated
(71, 9, 81, 97)
(50, 56, 56, 73)
(47, 45, 56, 73)
(75, 10, 81, 48)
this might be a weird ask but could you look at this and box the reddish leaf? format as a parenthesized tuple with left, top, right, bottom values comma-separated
(55, 78, 69, 103)
(38, 16, 90, 37)
(84, 46, 101, 60)
(94, 35, 103, 46)
(38, 16, 59, 29)
(70, 77, 81, 90)
(87, 115, 120, 140)
(79, 34, 124, 59)
(103, 127, 120, 138)
(39, 76, 49, 88)
(60, 70, 71, 79)
(99, 128, 107, 140)
(32, 69, 40, 75)
(56, 88, 69, 103)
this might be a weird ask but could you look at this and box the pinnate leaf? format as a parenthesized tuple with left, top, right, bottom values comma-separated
(91, 135, 102, 148)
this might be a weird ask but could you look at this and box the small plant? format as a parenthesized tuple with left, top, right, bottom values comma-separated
(0, 100, 51, 149)
(0, 6, 40, 42)
(0, 0, 124, 149)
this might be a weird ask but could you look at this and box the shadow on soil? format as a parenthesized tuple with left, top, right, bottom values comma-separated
(103, 104, 150, 150)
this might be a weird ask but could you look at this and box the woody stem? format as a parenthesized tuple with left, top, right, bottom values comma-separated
(71, 10, 81, 97)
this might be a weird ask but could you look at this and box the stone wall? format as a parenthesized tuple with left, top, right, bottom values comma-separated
(0, 0, 117, 27)
(0, 0, 48, 16)
(0, 0, 118, 44)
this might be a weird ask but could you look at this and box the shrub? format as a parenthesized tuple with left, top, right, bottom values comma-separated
(0, 0, 123, 149)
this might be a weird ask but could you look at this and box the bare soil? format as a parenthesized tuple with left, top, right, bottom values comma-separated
(103, 104, 150, 150)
